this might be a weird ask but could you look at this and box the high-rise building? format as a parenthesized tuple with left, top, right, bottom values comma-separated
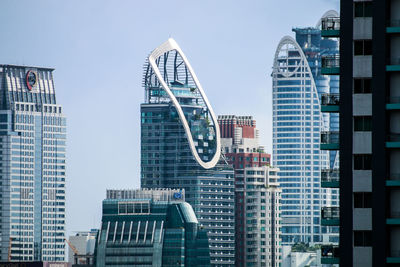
(319, 0, 400, 266)
(272, 12, 340, 245)
(219, 115, 281, 267)
(0, 65, 66, 261)
(95, 189, 211, 267)
(218, 115, 271, 167)
(141, 38, 235, 266)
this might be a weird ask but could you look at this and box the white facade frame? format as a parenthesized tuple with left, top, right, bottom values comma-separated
(148, 38, 221, 169)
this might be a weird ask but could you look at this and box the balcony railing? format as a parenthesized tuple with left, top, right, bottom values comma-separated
(387, 58, 400, 71)
(322, 207, 340, 220)
(390, 57, 400, 65)
(321, 245, 339, 258)
(321, 94, 340, 112)
(387, 20, 400, 33)
(321, 94, 340, 106)
(389, 20, 400, 27)
(386, 134, 400, 148)
(389, 173, 400, 180)
(388, 134, 400, 142)
(321, 131, 339, 144)
(322, 55, 340, 68)
(390, 250, 400, 257)
(321, 169, 339, 187)
(320, 131, 339, 150)
(321, 55, 340, 75)
(321, 17, 340, 31)
(388, 96, 400, 103)
(387, 211, 400, 225)
(321, 245, 340, 264)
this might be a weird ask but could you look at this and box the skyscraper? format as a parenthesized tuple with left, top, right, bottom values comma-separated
(141, 39, 235, 266)
(95, 189, 211, 267)
(0, 65, 66, 261)
(272, 12, 339, 245)
(219, 115, 281, 267)
(322, 0, 400, 265)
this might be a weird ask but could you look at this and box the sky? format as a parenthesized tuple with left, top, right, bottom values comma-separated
(0, 0, 339, 236)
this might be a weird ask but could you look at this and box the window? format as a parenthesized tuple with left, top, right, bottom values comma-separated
(354, 40, 372, 55)
(354, 78, 372, 94)
(354, 231, 372, 246)
(354, 192, 372, 208)
(354, 2, 372, 17)
(354, 154, 372, 170)
(354, 116, 372, 131)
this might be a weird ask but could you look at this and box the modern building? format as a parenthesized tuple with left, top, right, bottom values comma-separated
(219, 115, 281, 267)
(281, 246, 322, 267)
(325, 0, 400, 266)
(0, 65, 66, 261)
(141, 38, 235, 266)
(95, 189, 211, 267)
(272, 11, 340, 245)
(67, 230, 97, 264)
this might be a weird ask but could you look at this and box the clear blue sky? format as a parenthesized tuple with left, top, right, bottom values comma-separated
(0, 0, 339, 235)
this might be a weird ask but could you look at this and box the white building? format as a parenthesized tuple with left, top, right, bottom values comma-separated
(272, 12, 340, 245)
(240, 166, 282, 267)
(67, 230, 97, 264)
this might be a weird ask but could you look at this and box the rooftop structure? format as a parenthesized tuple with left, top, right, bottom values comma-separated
(95, 189, 210, 267)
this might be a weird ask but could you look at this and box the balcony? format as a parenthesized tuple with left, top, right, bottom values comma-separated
(386, 173, 400, 187)
(321, 55, 339, 75)
(388, 250, 400, 264)
(321, 207, 339, 226)
(321, 93, 339, 112)
(321, 17, 340, 37)
(386, 97, 400, 110)
(387, 20, 400, 34)
(387, 211, 400, 225)
(386, 134, 400, 148)
(321, 169, 339, 188)
(321, 245, 339, 264)
(320, 131, 339, 150)
(387, 57, 400, 72)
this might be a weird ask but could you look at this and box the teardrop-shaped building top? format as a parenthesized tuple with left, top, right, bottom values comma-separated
(143, 38, 221, 169)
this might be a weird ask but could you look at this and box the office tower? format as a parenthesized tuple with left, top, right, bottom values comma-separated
(67, 230, 97, 264)
(0, 65, 66, 261)
(322, 0, 400, 266)
(218, 115, 281, 267)
(141, 38, 235, 266)
(95, 189, 211, 267)
(272, 11, 340, 245)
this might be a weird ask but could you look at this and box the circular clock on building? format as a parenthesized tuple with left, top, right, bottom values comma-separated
(25, 70, 37, 91)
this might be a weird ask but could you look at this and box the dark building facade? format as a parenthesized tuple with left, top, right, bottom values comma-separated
(95, 189, 210, 267)
(319, 0, 400, 266)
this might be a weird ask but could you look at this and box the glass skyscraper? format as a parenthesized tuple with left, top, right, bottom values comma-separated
(0, 65, 66, 261)
(141, 39, 235, 266)
(272, 12, 339, 245)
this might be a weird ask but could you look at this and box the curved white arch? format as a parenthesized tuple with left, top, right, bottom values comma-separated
(273, 35, 322, 111)
(316, 10, 339, 28)
(148, 38, 221, 169)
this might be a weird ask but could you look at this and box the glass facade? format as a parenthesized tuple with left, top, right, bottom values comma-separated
(0, 65, 66, 261)
(95, 189, 211, 267)
(272, 18, 339, 245)
(141, 39, 235, 266)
